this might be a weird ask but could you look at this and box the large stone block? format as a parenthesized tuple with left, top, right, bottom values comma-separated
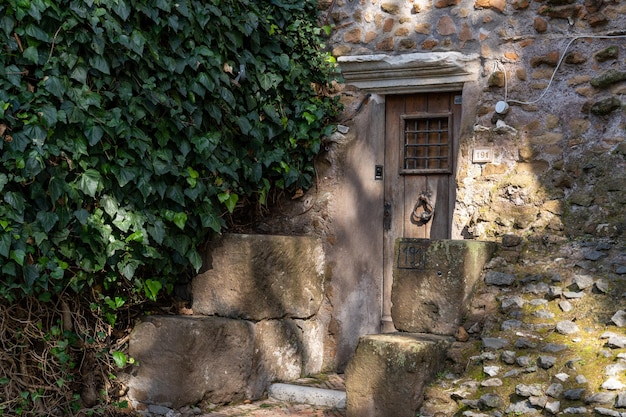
(392, 239, 496, 335)
(193, 234, 325, 320)
(127, 316, 258, 408)
(250, 319, 304, 392)
(345, 333, 453, 417)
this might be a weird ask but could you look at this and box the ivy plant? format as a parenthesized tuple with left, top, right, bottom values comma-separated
(0, 0, 340, 303)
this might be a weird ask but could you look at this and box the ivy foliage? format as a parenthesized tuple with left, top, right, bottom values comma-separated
(0, 0, 339, 303)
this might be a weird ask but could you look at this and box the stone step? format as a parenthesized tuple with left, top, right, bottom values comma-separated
(345, 332, 454, 417)
(268, 383, 346, 408)
(127, 315, 317, 409)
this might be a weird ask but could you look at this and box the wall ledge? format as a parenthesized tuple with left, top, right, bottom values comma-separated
(337, 52, 480, 94)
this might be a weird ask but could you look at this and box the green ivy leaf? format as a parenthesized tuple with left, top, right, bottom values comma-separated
(0, 16, 15, 37)
(119, 257, 141, 279)
(44, 76, 66, 98)
(129, 30, 146, 55)
(101, 195, 119, 218)
(10, 249, 26, 266)
(111, 166, 137, 188)
(111, 351, 127, 368)
(25, 23, 50, 42)
(172, 212, 187, 230)
(36, 211, 59, 233)
(257, 73, 283, 91)
(200, 212, 222, 233)
(187, 248, 202, 272)
(220, 87, 235, 108)
(112, 0, 130, 21)
(70, 65, 89, 84)
(23, 46, 39, 64)
(4, 191, 26, 213)
(84, 124, 104, 146)
(302, 111, 316, 124)
(125, 230, 143, 243)
(38, 105, 58, 127)
(143, 279, 162, 301)
(23, 264, 39, 287)
(78, 169, 102, 197)
(89, 55, 110, 75)
(236, 115, 252, 135)
(0, 173, 7, 193)
(147, 220, 165, 245)
(218, 192, 238, 213)
(0, 233, 11, 258)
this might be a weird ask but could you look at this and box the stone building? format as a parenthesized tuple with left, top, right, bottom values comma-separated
(128, 0, 625, 408)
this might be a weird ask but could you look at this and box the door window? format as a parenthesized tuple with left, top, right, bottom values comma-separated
(401, 113, 452, 174)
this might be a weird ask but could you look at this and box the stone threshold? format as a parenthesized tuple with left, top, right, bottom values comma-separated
(268, 383, 346, 409)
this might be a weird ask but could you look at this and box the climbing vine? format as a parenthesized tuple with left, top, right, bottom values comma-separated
(0, 0, 339, 302)
(0, 0, 339, 413)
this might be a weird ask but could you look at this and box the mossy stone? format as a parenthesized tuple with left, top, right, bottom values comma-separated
(595, 46, 619, 62)
(590, 70, 626, 88)
(590, 97, 621, 116)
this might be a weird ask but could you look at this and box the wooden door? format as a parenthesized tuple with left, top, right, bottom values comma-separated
(381, 92, 461, 330)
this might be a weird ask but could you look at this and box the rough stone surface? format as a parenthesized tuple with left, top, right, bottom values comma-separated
(345, 333, 453, 417)
(392, 240, 496, 335)
(611, 310, 626, 327)
(485, 271, 515, 286)
(128, 316, 257, 408)
(556, 320, 580, 334)
(482, 337, 509, 349)
(252, 320, 304, 385)
(193, 234, 325, 320)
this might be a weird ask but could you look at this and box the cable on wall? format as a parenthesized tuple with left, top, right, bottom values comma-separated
(495, 34, 626, 111)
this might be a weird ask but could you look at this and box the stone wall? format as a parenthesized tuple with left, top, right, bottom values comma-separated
(322, 0, 625, 241)
(127, 235, 329, 408)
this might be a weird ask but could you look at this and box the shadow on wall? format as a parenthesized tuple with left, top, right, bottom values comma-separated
(323, 92, 386, 371)
(253, 89, 389, 371)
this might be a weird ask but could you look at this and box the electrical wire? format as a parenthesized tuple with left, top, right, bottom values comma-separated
(501, 34, 626, 106)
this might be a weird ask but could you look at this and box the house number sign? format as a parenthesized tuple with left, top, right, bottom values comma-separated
(472, 147, 493, 163)
(397, 239, 429, 269)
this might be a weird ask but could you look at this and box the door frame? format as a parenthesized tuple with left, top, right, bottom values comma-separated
(337, 52, 480, 332)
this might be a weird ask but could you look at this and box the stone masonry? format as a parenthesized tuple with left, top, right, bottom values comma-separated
(127, 234, 328, 409)
(419, 236, 626, 416)
(322, 0, 625, 242)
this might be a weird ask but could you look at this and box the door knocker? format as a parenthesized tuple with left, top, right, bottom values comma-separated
(411, 191, 434, 226)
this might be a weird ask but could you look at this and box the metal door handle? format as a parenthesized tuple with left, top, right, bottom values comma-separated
(411, 191, 434, 226)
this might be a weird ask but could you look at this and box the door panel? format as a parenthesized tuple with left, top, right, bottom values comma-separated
(381, 92, 461, 331)
(384, 92, 460, 240)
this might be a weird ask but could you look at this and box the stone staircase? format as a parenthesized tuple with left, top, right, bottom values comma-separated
(125, 234, 497, 415)
(122, 235, 626, 417)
